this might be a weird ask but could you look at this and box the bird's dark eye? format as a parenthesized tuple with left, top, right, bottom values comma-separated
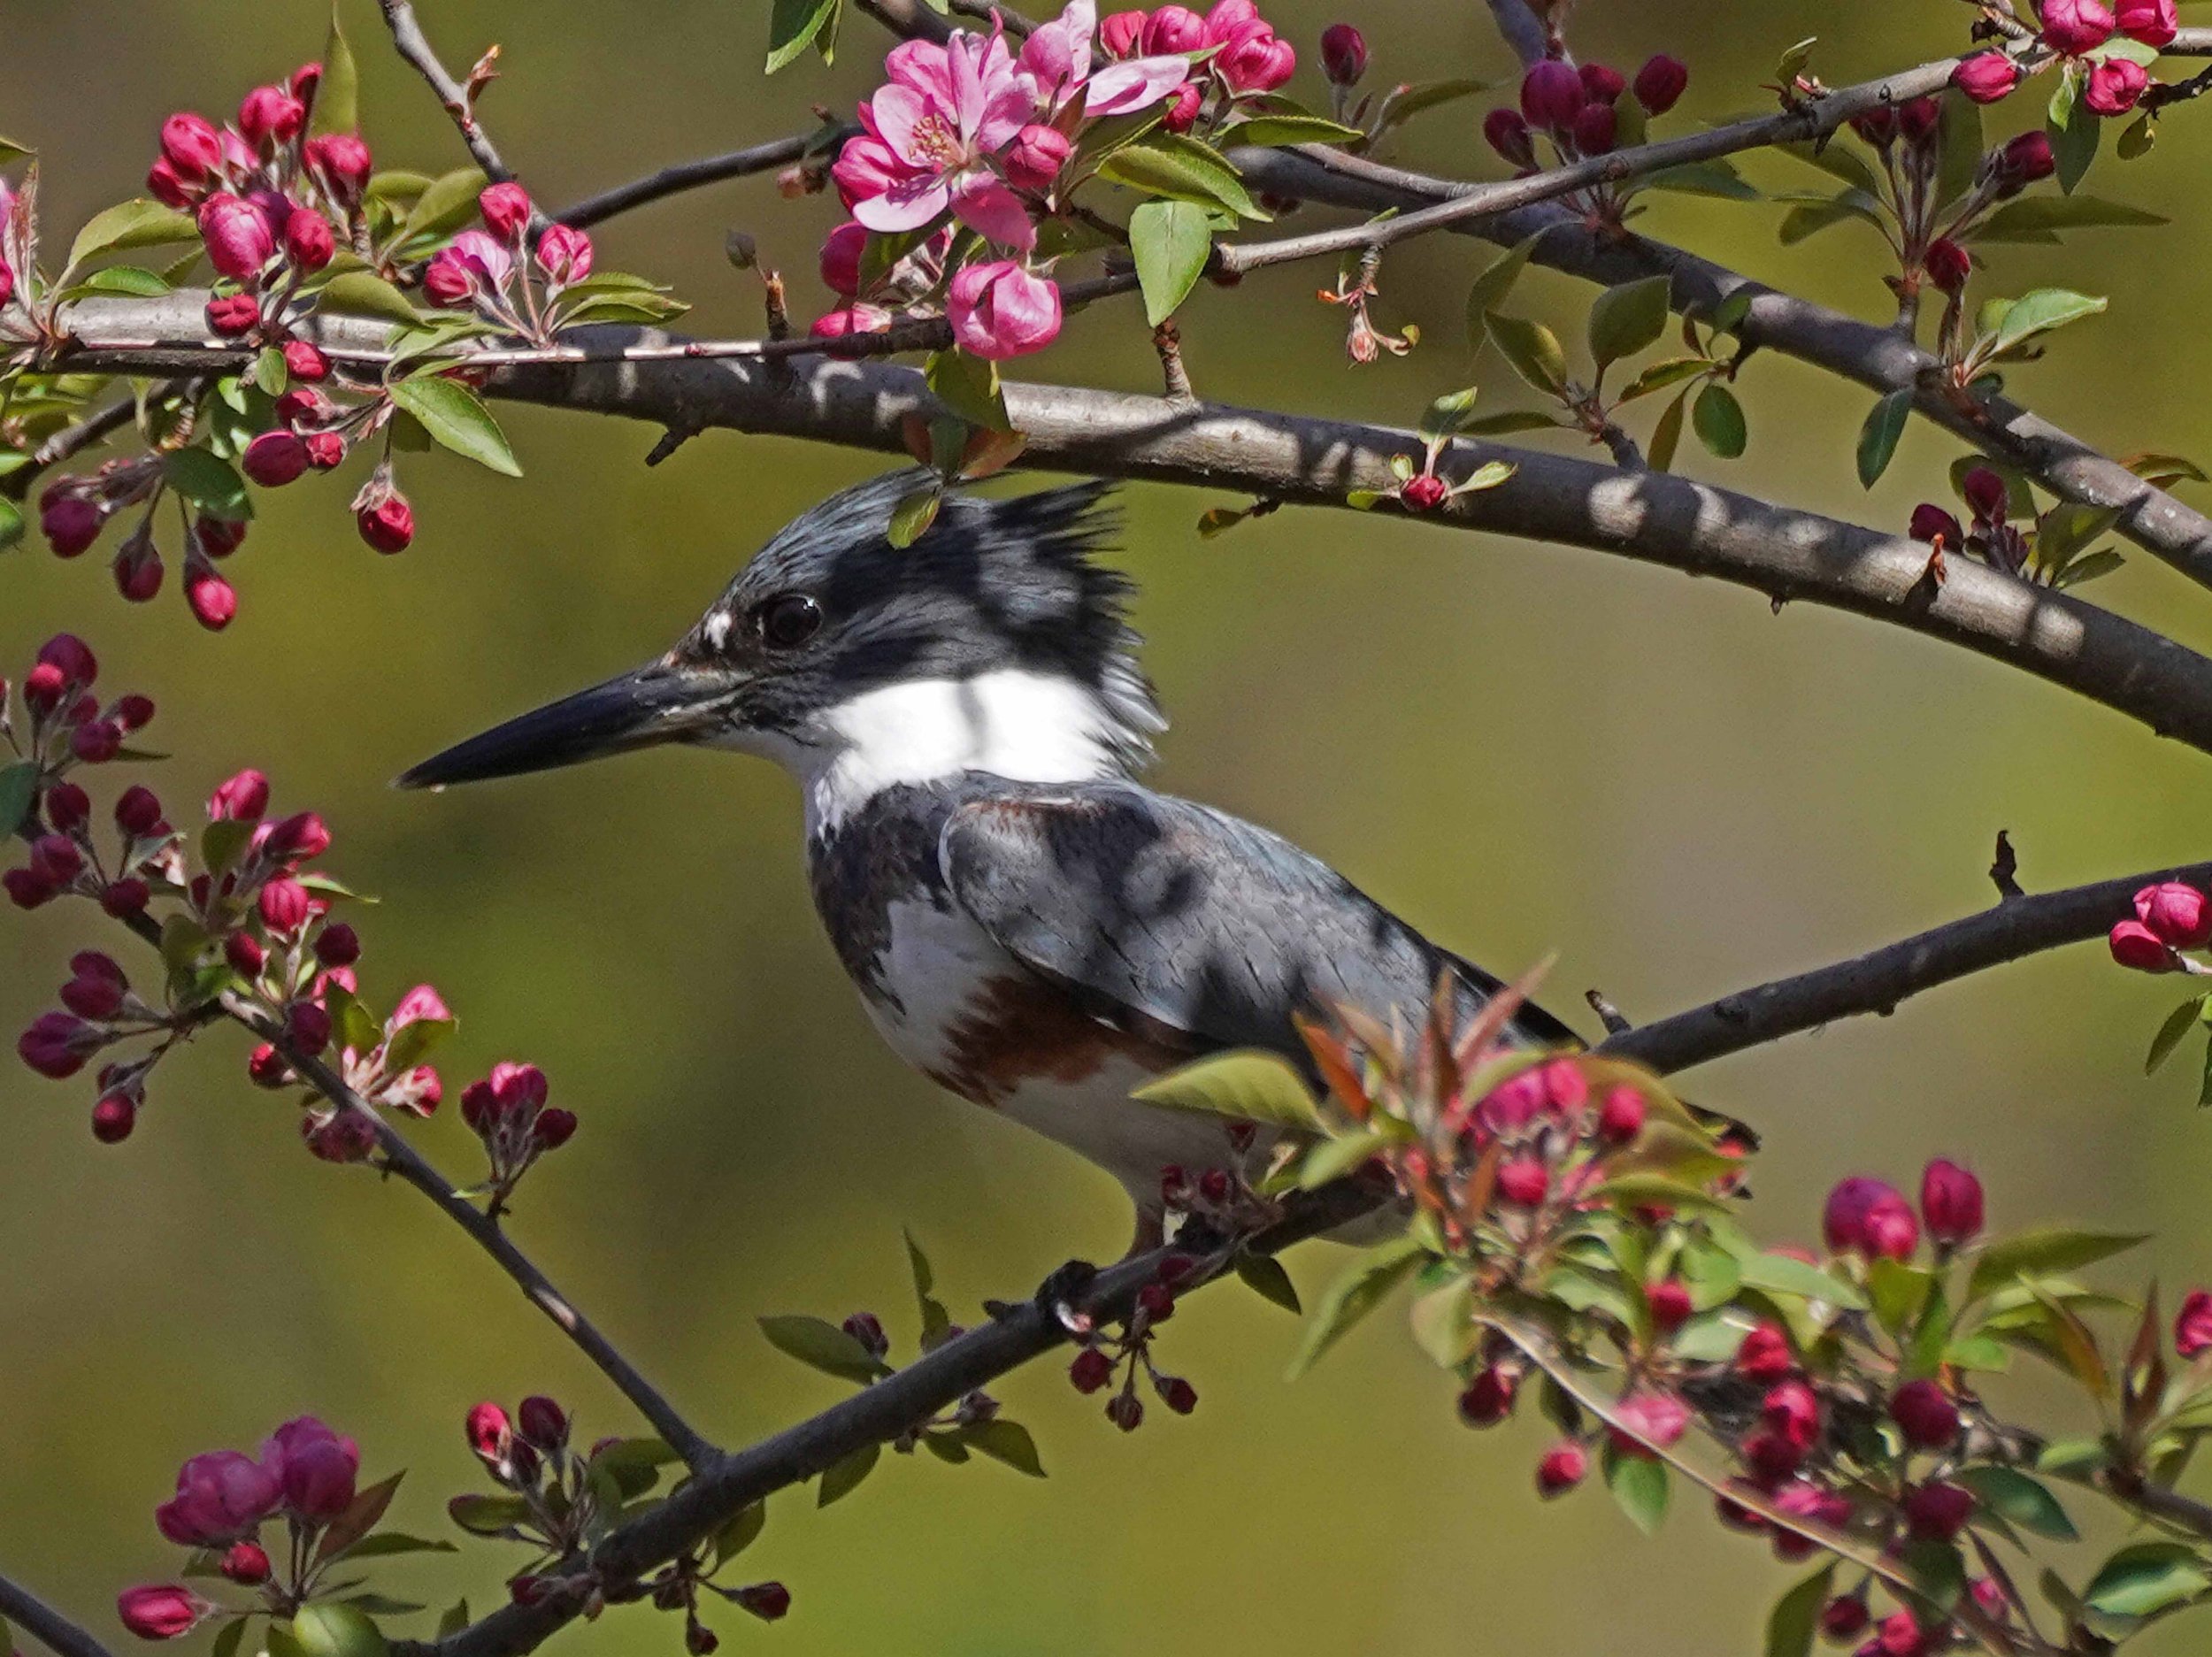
(756, 594, 824, 649)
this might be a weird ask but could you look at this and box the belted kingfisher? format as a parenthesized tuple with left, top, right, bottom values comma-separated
(400, 472, 1577, 1245)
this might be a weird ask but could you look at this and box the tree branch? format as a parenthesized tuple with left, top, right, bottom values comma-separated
(556, 127, 852, 231)
(0, 394, 136, 501)
(1600, 856, 2212, 1074)
(1233, 146, 2212, 594)
(0, 1574, 115, 1657)
(54, 294, 2212, 763)
(375, 0, 517, 185)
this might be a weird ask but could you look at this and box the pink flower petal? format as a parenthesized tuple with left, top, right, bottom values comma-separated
(869, 83, 930, 163)
(856, 174, 953, 232)
(952, 177, 1038, 249)
(1086, 55, 1192, 115)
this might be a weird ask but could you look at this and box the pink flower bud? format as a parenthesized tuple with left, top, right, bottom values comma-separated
(1633, 53, 1689, 116)
(1924, 236, 1970, 294)
(247, 1044, 291, 1088)
(1647, 1279, 1694, 1331)
(534, 223, 594, 287)
(114, 538, 165, 602)
(118, 1586, 204, 1641)
(1594, 1083, 1646, 1143)
(1483, 106, 1535, 167)
(1217, 21, 1296, 92)
(1399, 472, 1449, 512)
(1456, 1365, 1517, 1426)
(218, 1542, 271, 1586)
(160, 113, 226, 180)
(1143, 6, 1207, 52)
(818, 222, 868, 297)
(479, 182, 534, 239)
(1156, 1374, 1198, 1414)
(238, 86, 306, 150)
(209, 769, 270, 823)
(466, 1400, 511, 1458)
(1162, 80, 1203, 132)
(38, 633, 96, 687)
(1520, 60, 1586, 132)
(1609, 1390, 1688, 1457)
(518, 1394, 568, 1448)
(2085, 57, 2149, 115)
(533, 1106, 578, 1148)
(72, 719, 122, 763)
(1919, 1157, 1985, 1245)
(357, 493, 415, 554)
(1909, 503, 1963, 546)
(1903, 1479, 1975, 1540)
(226, 931, 266, 978)
(290, 61, 324, 104)
(19, 1011, 99, 1078)
(2117, 0, 2178, 46)
(1202, 0, 1258, 41)
(198, 193, 276, 282)
(1535, 1439, 1587, 1497)
(61, 969, 124, 1021)
(1004, 124, 1073, 191)
(1570, 101, 1617, 156)
(186, 564, 237, 632)
(1578, 62, 1626, 104)
(40, 491, 104, 558)
(1961, 465, 2009, 522)
(1952, 51, 2020, 104)
(841, 1310, 890, 1357)
(265, 1415, 359, 1520)
(1069, 1347, 1114, 1392)
(733, 1584, 791, 1622)
(21, 663, 65, 713)
(1763, 1379, 1821, 1450)
(242, 430, 310, 487)
(1889, 1379, 1961, 1449)
(1319, 23, 1367, 87)
(1496, 1155, 1549, 1206)
(258, 875, 311, 933)
(93, 1093, 137, 1142)
(46, 783, 90, 832)
(303, 433, 346, 471)
(312, 923, 361, 968)
(4, 870, 56, 910)
(1741, 1429, 1802, 1484)
(1824, 1176, 1920, 1260)
(197, 516, 247, 557)
(282, 340, 330, 381)
(1099, 11, 1147, 57)
(1819, 1595, 1870, 1640)
(147, 159, 196, 210)
(2174, 1287, 2212, 1356)
(114, 786, 163, 838)
(282, 207, 334, 272)
(265, 810, 331, 863)
(305, 134, 373, 208)
(114, 694, 156, 732)
(30, 834, 84, 885)
(287, 1001, 333, 1056)
(1996, 131, 2056, 191)
(2041, 0, 2117, 55)
(1897, 96, 1942, 145)
(103, 878, 150, 917)
(2137, 881, 2212, 948)
(2110, 918, 2179, 971)
(947, 261, 1063, 361)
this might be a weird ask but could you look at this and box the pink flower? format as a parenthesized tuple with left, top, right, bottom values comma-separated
(1019, 0, 1190, 117)
(1890, 1379, 1961, 1450)
(1952, 51, 2020, 104)
(1144, 6, 1207, 51)
(262, 1415, 359, 1520)
(1214, 19, 1297, 93)
(2110, 918, 2179, 971)
(819, 221, 868, 295)
(19, 1012, 101, 1078)
(1098, 10, 1147, 56)
(282, 207, 334, 272)
(118, 1587, 204, 1642)
(1004, 123, 1073, 190)
(1824, 1176, 1920, 1261)
(1535, 1439, 1587, 1497)
(423, 230, 514, 309)
(304, 133, 373, 209)
(1919, 1157, 1985, 1245)
(242, 431, 309, 487)
(1520, 60, 1586, 131)
(159, 113, 225, 181)
(2175, 1288, 2212, 1356)
(848, 29, 1040, 248)
(209, 769, 270, 823)
(535, 223, 593, 288)
(947, 260, 1062, 358)
(1609, 1390, 1688, 1457)
(2118, 0, 2178, 46)
(810, 303, 895, 344)
(1910, 503, 1964, 547)
(155, 1451, 281, 1546)
(197, 194, 275, 283)
(1632, 54, 1688, 116)
(479, 181, 534, 239)
(237, 85, 305, 150)
(1484, 107, 1535, 166)
(2085, 57, 2149, 114)
(2041, 0, 2116, 53)
(1320, 24, 1367, 87)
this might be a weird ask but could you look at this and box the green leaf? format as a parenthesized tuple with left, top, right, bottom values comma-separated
(1968, 1228, 2147, 1300)
(332, 1531, 458, 1561)
(1691, 383, 1747, 458)
(1233, 1250, 1301, 1314)
(1766, 1563, 1837, 1657)
(1408, 1280, 1480, 1368)
(1777, 191, 1883, 247)
(0, 498, 22, 553)
(1225, 114, 1365, 148)
(1604, 1445, 1670, 1534)
(1778, 136, 1883, 197)
(712, 1502, 766, 1565)
(0, 763, 41, 838)
(1955, 1466, 2078, 1541)
(817, 1440, 879, 1506)
(1298, 1127, 1392, 1188)
(1856, 387, 1913, 487)
(1465, 232, 1544, 347)
(211, 1619, 249, 1657)
(2148, 995, 2208, 1074)
(557, 293, 689, 326)
(1990, 288, 2106, 356)
(1128, 199, 1211, 327)
(2046, 68, 2100, 195)
(964, 1419, 1046, 1477)
(389, 376, 523, 476)
(382, 1014, 455, 1076)
(314, 1471, 402, 1564)
(924, 347, 1010, 433)
(318, 271, 423, 326)
(1641, 162, 1761, 202)
(265, 1624, 306, 1657)
(1097, 134, 1263, 219)
(1286, 1236, 1426, 1379)
(766, 0, 841, 72)
(1455, 410, 1566, 435)
(1587, 275, 1671, 373)
(1379, 77, 1495, 126)
(2116, 111, 2155, 161)
(2083, 1542, 2211, 1618)
(434, 1604, 469, 1640)
(0, 135, 32, 165)
(163, 448, 254, 521)
(72, 265, 173, 297)
(1935, 93, 1984, 210)
(1972, 195, 2166, 243)
(887, 486, 942, 549)
(1868, 1258, 1934, 1337)
(1648, 387, 1688, 472)
(1418, 387, 1482, 441)
(1901, 1538, 1968, 1615)
(311, 4, 359, 137)
(290, 1604, 388, 1657)
(1136, 1049, 1324, 1132)
(1614, 357, 1707, 402)
(1736, 1251, 1869, 1311)
(1483, 311, 1568, 395)
(397, 166, 491, 247)
(759, 1314, 891, 1385)
(65, 200, 199, 273)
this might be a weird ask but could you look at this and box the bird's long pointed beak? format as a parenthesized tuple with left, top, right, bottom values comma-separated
(396, 661, 747, 790)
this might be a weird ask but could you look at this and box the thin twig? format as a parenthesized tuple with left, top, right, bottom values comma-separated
(375, 1, 517, 186)
(557, 127, 853, 232)
(2101, 1465, 2212, 1543)
(0, 395, 135, 501)
(0, 1574, 115, 1657)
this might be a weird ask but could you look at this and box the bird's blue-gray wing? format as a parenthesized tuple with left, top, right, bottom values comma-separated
(937, 784, 1580, 1062)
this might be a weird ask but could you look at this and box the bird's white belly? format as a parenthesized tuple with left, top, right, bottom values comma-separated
(858, 897, 1259, 1200)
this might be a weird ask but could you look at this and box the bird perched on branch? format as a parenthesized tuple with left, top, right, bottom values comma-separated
(401, 472, 1578, 1249)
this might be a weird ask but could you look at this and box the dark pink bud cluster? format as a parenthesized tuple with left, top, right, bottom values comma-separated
(1064, 1251, 1200, 1431)
(423, 184, 595, 329)
(459, 1060, 574, 1202)
(2113, 880, 2212, 971)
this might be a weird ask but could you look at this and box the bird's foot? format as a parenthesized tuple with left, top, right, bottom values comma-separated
(984, 1257, 1099, 1334)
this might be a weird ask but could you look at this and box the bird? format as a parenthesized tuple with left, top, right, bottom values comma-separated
(399, 470, 1581, 1251)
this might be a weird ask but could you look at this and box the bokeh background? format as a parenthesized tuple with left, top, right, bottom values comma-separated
(7, 1, 2212, 1651)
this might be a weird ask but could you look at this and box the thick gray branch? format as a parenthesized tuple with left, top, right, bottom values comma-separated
(1233, 146, 2212, 594)
(53, 293, 2212, 763)
(0, 1574, 114, 1657)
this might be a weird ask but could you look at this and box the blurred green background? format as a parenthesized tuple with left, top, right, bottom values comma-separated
(7, 1, 2212, 1651)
